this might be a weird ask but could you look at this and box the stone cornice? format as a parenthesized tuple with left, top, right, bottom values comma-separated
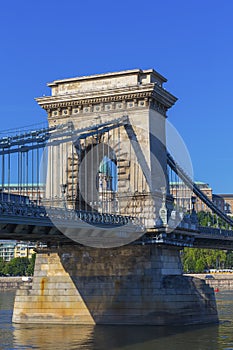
(152, 85, 177, 109)
(36, 84, 177, 111)
(47, 68, 167, 86)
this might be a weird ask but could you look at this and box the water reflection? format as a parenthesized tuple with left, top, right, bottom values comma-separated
(13, 324, 94, 350)
(1, 290, 233, 349)
(12, 323, 220, 350)
(93, 324, 219, 350)
(0, 291, 15, 350)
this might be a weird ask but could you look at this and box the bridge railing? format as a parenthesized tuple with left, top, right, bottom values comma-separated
(198, 226, 233, 238)
(0, 199, 143, 229)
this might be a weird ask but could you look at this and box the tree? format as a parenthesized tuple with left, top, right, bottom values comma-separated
(197, 211, 228, 229)
(226, 251, 233, 269)
(182, 247, 227, 273)
(3, 257, 30, 276)
(195, 257, 206, 273)
(26, 253, 36, 276)
(181, 210, 231, 273)
(183, 255, 195, 273)
(0, 258, 6, 275)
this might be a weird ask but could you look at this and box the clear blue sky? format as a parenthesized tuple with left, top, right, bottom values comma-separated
(0, 0, 232, 193)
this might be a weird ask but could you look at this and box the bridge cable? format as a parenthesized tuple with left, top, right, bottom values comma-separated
(167, 152, 233, 227)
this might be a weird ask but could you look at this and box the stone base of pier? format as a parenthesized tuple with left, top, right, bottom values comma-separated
(12, 245, 218, 325)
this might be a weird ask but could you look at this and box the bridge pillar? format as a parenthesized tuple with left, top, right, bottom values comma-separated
(36, 69, 178, 226)
(13, 68, 217, 325)
(13, 245, 218, 325)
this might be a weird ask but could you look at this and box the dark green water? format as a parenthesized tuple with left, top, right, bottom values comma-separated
(0, 290, 233, 349)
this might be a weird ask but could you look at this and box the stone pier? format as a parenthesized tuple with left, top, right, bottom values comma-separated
(13, 245, 218, 325)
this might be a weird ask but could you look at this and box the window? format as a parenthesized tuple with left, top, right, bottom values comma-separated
(97, 156, 117, 192)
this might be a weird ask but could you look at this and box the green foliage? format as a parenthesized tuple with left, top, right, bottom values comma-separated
(0, 254, 36, 276)
(182, 248, 228, 273)
(3, 257, 30, 276)
(26, 253, 36, 276)
(195, 257, 206, 273)
(197, 211, 229, 229)
(225, 251, 233, 269)
(181, 211, 233, 273)
(0, 258, 6, 275)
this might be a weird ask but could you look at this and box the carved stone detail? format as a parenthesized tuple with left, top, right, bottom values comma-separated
(38, 86, 177, 119)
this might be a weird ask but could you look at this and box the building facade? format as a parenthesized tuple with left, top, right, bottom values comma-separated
(0, 241, 16, 262)
(0, 184, 45, 204)
(14, 242, 36, 259)
(170, 181, 231, 215)
(0, 241, 37, 262)
(217, 194, 233, 215)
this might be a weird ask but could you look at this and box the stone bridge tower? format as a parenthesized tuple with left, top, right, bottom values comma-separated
(36, 69, 177, 227)
(12, 69, 218, 326)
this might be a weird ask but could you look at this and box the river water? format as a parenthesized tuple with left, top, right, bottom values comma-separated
(0, 291, 233, 350)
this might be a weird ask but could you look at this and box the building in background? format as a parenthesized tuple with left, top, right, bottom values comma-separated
(212, 194, 225, 212)
(0, 241, 43, 262)
(14, 242, 36, 259)
(170, 181, 232, 215)
(0, 184, 45, 203)
(194, 182, 213, 213)
(170, 181, 213, 213)
(0, 241, 16, 262)
(216, 194, 233, 216)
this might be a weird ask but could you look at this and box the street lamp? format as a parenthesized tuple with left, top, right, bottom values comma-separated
(60, 184, 67, 210)
(191, 196, 198, 227)
(191, 196, 196, 213)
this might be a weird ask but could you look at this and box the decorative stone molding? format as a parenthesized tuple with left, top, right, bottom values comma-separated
(36, 70, 177, 120)
(41, 92, 174, 120)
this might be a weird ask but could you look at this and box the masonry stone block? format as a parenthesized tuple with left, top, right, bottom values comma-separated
(12, 244, 218, 325)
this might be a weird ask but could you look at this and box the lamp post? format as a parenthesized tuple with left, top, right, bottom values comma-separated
(159, 187, 168, 226)
(60, 184, 67, 210)
(191, 196, 198, 227)
(191, 196, 196, 213)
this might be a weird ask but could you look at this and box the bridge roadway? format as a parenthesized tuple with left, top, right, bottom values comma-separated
(1, 201, 233, 249)
(0, 201, 142, 244)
